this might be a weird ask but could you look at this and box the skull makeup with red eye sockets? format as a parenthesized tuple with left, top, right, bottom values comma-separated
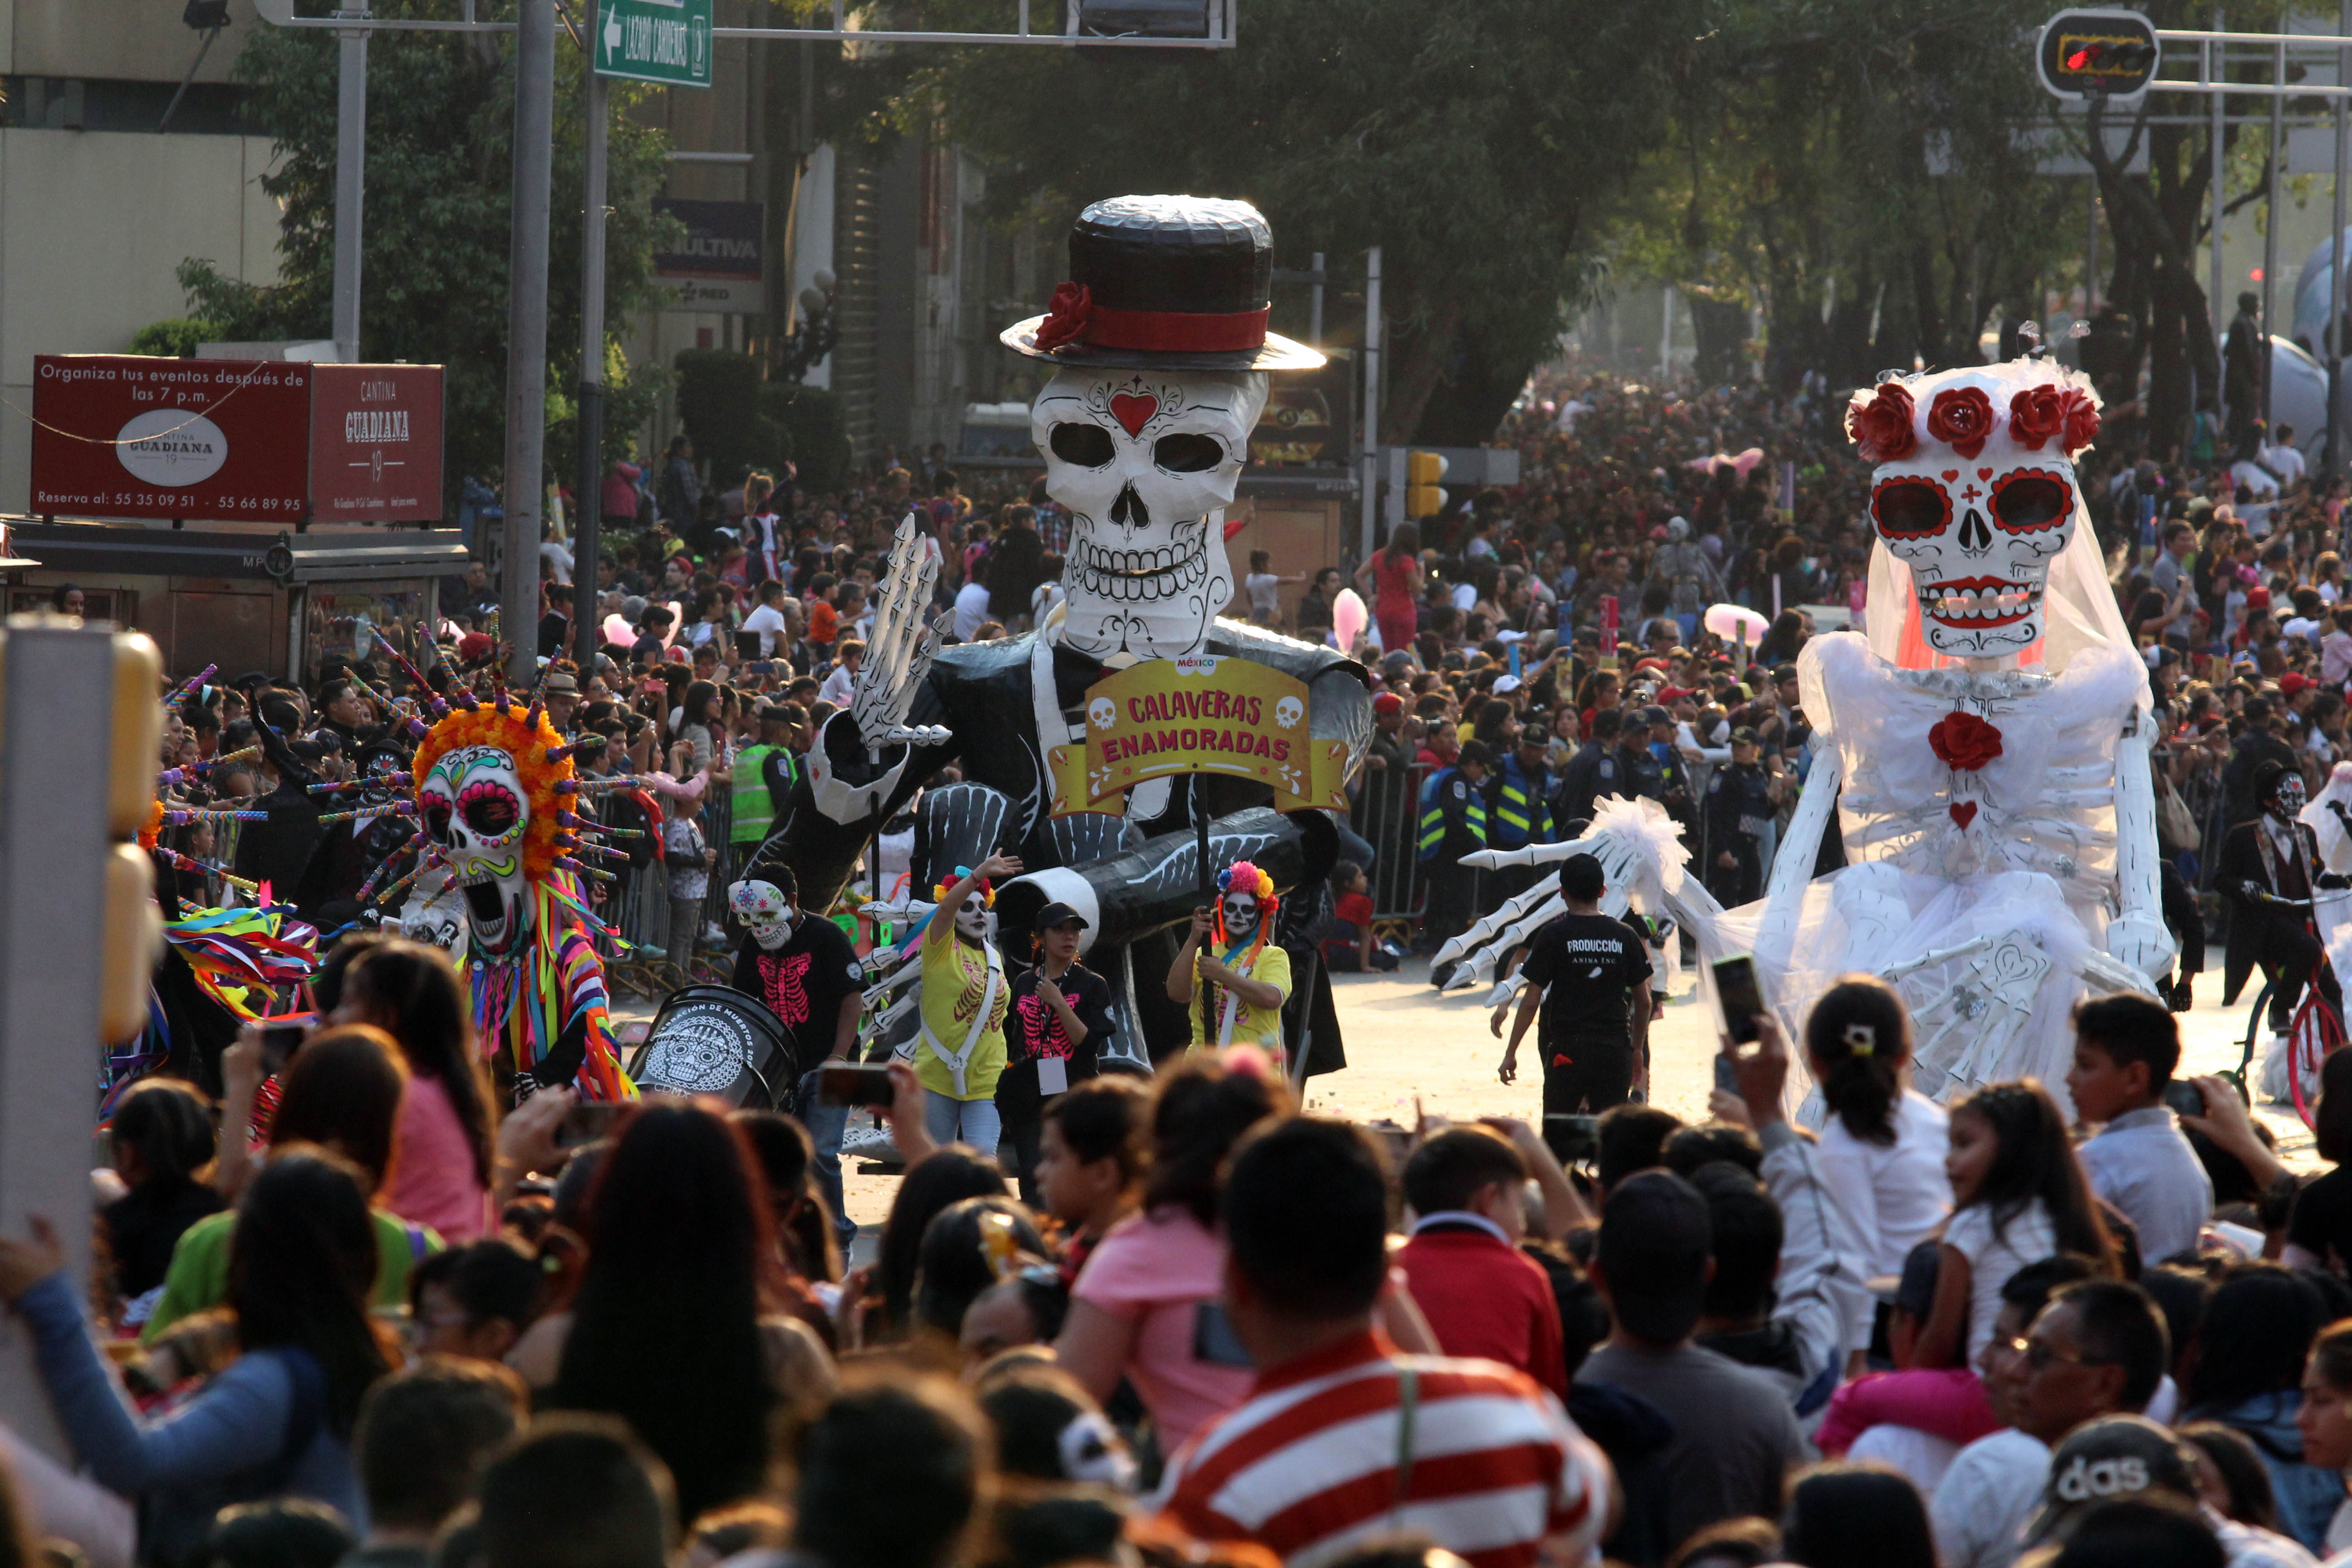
(1033, 367, 1271, 662)
(1851, 361, 2101, 660)
(728, 879, 795, 950)
(418, 744, 531, 956)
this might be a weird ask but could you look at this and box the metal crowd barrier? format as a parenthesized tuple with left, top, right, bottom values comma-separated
(1351, 760, 1429, 931)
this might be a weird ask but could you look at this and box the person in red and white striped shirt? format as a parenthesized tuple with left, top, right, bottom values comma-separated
(1157, 1117, 1612, 1568)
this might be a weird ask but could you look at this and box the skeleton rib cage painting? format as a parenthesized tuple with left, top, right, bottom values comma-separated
(1444, 356, 2176, 1117)
(751, 194, 1371, 1075)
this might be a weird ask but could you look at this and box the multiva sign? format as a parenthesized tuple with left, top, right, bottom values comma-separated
(309, 364, 446, 523)
(30, 355, 445, 524)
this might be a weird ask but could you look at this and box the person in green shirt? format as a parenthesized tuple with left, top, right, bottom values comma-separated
(145, 1024, 443, 1343)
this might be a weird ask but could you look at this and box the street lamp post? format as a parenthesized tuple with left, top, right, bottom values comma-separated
(504, 0, 556, 691)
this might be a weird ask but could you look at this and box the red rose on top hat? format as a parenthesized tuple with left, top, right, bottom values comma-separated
(1926, 386, 1996, 460)
(1846, 382, 1917, 463)
(1930, 710, 2004, 772)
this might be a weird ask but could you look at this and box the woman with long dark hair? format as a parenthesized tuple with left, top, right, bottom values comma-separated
(1354, 520, 1423, 656)
(2185, 1265, 2337, 1550)
(0, 1147, 394, 1564)
(870, 1146, 1009, 1341)
(1055, 1056, 1287, 1452)
(538, 1100, 832, 1525)
(333, 938, 496, 1241)
(1777, 1462, 1936, 1568)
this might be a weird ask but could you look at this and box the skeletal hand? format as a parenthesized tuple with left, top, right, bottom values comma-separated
(849, 513, 955, 753)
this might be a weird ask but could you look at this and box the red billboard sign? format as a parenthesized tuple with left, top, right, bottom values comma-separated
(30, 356, 313, 521)
(310, 364, 445, 523)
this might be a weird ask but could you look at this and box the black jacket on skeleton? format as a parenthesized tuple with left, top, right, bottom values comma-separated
(754, 618, 1372, 1072)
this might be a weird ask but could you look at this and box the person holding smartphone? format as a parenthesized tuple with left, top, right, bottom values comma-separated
(1498, 852, 1652, 1157)
(997, 902, 1115, 1205)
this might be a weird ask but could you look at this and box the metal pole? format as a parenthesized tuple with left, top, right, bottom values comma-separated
(2332, 0, 2349, 478)
(1360, 245, 1381, 564)
(574, 57, 608, 676)
(2264, 39, 2283, 429)
(333, 0, 371, 362)
(503, 0, 555, 691)
(1309, 250, 1324, 345)
(0, 631, 112, 1459)
(2212, 18, 2227, 385)
(1195, 806, 1213, 1049)
(2087, 178, 2099, 314)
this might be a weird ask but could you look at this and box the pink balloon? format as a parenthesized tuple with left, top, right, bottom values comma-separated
(602, 613, 633, 647)
(1333, 588, 1368, 653)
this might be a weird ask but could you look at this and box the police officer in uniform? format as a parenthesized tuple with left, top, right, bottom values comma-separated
(1703, 725, 1779, 907)
(1486, 725, 1558, 906)
(1556, 708, 1624, 826)
(1497, 852, 1654, 1158)
(1622, 704, 1695, 836)
(1417, 739, 1493, 954)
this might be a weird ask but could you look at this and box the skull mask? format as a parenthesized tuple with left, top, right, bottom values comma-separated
(1033, 367, 1271, 662)
(729, 879, 794, 951)
(418, 744, 531, 957)
(1854, 362, 2098, 661)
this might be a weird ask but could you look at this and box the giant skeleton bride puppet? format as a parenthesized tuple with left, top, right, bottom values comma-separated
(748, 196, 1371, 1076)
(1444, 356, 2176, 1110)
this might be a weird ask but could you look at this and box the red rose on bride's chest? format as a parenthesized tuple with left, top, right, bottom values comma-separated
(1929, 711, 2004, 772)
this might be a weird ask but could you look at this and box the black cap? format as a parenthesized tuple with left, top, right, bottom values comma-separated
(1639, 705, 1671, 727)
(1730, 725, 1760, 746)
(1000, 196, 1323, 372)
(1034, 901, 1090, 932)
(2024, 1416, 2200, 1546)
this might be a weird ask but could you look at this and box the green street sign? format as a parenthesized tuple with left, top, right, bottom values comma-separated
(595, 0, 713, 88)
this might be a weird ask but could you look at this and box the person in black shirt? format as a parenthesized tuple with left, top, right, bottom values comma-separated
(1498, 852, 1653, 1158)
(725, 865, 866, 1247)
(998, 901, 1117, 1205)
(538, 583, 573, 660)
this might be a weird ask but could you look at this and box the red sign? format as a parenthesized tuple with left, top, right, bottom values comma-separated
(310, 365, 444, 523)
(30, 356, 312, 521)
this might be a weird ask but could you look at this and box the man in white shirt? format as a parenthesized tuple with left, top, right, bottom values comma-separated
(953, 571, 994, 642)
(1933, 1277, 2169, 1568)
(740, 580, 793, 662)
(2265, 424, 2308, 488)
(2066, 994, 2213, 1264)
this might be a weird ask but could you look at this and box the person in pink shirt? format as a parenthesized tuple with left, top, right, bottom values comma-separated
(1056, 1058, 1285, 1454)
(331, 937, 498, 1243)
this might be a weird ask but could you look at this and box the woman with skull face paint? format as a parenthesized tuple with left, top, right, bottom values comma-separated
(915, 854, 1020, 1154)
(1166, 862, 1292, 1057)
(997, 902, 1116, 1205)
(2217, 760, 2347, 1036)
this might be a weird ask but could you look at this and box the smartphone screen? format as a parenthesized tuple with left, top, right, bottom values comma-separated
(556, 1102, 627, 1149)
(1713, 953, 1766, 1045)
(258, 1020, 310, 1075)
(818, 1061, 896, 1109)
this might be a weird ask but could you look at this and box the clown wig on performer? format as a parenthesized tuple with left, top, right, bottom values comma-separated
(410, 693, 630, 1101)
(912, 855, 1016, 1151)
(1167, 859, 1292, 1053)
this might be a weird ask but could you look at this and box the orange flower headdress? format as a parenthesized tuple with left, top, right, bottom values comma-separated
(411, 695, 576, 887)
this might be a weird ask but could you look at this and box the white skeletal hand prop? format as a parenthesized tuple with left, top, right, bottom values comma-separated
(849, 513, 956, 755)
(1032, 366, 1270, 662)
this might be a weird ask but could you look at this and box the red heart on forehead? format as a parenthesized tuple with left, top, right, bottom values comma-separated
(1941, 470, 1960, 481)
(1950, 801, 1978, 830)
(1108, 392, 1158, 438)
(1977, 467, 1994, 480)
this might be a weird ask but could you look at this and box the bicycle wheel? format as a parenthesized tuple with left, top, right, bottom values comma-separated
(2290, 984, 2352, 1128)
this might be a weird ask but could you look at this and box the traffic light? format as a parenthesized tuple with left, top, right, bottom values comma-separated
(100, 632, 163, 1044)
(2037, 10, 2161, 100)
(1405, 450, 1449, 519)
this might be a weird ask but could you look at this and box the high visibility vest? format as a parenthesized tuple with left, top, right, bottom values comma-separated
(730, 742, 786, 844)
(1492, 758, 1550, 849)
(1417, 767, 1486, 862)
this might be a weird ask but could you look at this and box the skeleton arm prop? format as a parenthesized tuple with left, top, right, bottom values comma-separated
(1759, 743, 1842, 951)
(2106, 706, 2177, 983)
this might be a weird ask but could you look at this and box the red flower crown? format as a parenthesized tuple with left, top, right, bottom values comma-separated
(1847, 378, 2099, 465)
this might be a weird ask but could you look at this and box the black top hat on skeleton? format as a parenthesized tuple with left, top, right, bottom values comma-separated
(1000, 195, 1326, 373)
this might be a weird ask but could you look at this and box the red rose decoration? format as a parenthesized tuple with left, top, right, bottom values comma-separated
(1926, 386, 1996, 459)
(2008, 385, 2066, 451)
(1031, 281, 1093, 352)
(1929, 710, 2004, 772)
(2060, 387, 2101, 455)
(1847, 383, 1917, 463)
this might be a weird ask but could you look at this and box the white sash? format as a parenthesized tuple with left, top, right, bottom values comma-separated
(920, 940, 1004, 1097)
(1210, 944, 1255, 1048)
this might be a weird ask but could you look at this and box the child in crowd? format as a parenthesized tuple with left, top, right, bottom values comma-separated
(1319, 861, 1401, 973)
(663, 789, 717, 965)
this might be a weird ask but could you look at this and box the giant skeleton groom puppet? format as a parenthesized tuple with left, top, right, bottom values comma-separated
(751, 196, 1370, 1073)
(1441, 356, 2173, 1112)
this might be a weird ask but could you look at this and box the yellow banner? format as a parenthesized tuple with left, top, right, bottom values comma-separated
(1048, 654, 1348, 816)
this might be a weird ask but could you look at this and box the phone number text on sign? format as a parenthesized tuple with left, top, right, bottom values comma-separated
(30, 355, 311, 522)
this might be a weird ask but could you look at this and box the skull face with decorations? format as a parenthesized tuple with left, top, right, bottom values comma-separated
(1003, 194, 1324, 663)
(412, 701, 571, 961)
(1032, 367, 1269, 661)
(728, 879, 794, 950)
(1848, 359, 2101, 660)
